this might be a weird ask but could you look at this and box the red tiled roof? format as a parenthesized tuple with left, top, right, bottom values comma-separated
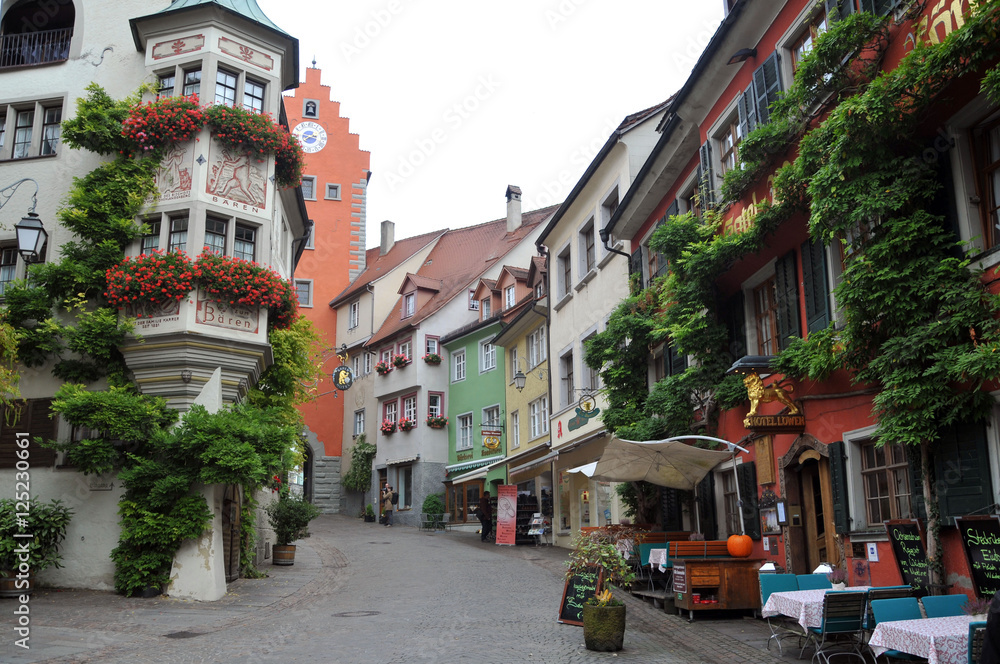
(619, 96, 674, 132)
(400, 273, 443, 294)
(366, 204, 559, 348)
(328, 229, 443, 307)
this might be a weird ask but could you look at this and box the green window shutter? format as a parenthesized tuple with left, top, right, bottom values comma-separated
(801, 238, 831, 333)
(907, 444, 928, 521)
(934, 422, 993, 525)
(661, 487, 684, 531)
(724, 292, 747, 360)
(826, 0, 857, 22)
(774, 250, 801, 350)
(0, 399, 57, 468)
(738, 82, 758, 139)
(696, 473, 717, 540)
(629, 246, 643, 281)
(666, 343, 687, 377)
(752, 51, 782, 126)
(829, 440, 851, 534)
(737, 462, 761, 540)
(699, 140, 716, 209)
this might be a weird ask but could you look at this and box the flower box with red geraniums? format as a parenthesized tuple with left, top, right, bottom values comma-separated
(398, 417, 415, 432)
(122, 95, 204, 155)
(104, 250, 298, 330)
(426, 415, 448, 429)
(374, 361, 392, 376)
(422, 353, 442, 365)
(391, 354, 411, 368)
(380, 419, 397, 435)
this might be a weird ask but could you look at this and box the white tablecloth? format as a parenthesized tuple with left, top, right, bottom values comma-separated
(868, 614, 975, 664)
(761, 587, 870, 632)
(648, 547, 668, 572)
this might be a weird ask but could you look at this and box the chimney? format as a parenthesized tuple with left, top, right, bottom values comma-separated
(380, 220, 395, 256)
(506, 185, 522, 232)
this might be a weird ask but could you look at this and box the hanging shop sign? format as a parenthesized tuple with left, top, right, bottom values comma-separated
(567, 391, 601, 432)
(742, 372, 804, 432)
(331, 365, 354, 391)
(482, 429, 502, 452)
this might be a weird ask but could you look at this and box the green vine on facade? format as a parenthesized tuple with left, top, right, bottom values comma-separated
(342, 433, 377, 494)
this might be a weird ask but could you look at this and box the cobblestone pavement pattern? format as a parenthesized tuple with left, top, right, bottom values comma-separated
(1, 514, 797, 663)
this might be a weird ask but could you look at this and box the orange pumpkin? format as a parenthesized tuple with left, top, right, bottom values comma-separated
(727, 533, 753, 558)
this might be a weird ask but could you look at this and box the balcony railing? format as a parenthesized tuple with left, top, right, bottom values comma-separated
(0, 28, 72, 69)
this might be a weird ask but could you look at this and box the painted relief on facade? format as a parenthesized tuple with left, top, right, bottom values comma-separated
(124, 299, 182, 332)
(196, 294, 261, 334)
(156, 144, 194, 201)
(151, 34, 205, 60)
(218, 37, 274, 71)
(206, 144, 267, 209)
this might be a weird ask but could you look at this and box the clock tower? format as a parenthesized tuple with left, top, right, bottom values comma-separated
(285, 65, 371, 513)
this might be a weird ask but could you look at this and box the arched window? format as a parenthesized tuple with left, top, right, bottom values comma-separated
(0, 0, 75, 69)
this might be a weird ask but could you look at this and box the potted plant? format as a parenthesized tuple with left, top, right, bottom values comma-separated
(827, 567, 848, 591)
(380, 419, 397, 435)
(426, 415, 448, 429)
(363, 504, 376, 523)
(391, 353, 410, 368)
(565, 525, 638, 652)
(422, 352, 442, 365)
(398, 416, 415, 432)
(374, 361, 392, 376)
(0, 498, 74, 597)
(265, 492, 320, 566)
(964, 596, 991, 619)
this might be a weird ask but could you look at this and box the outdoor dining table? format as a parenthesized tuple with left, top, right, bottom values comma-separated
(648, 547, 668, 572)
(760, 586, 871, 632)
(868, 614, 976, 664)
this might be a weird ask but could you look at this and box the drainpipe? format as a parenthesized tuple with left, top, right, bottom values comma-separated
(598, 227, 630, 260)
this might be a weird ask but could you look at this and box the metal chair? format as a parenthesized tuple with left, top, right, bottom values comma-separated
(969, 620, 987, 664)
(797, 573, 834, 590)
(802, 590, 868, 664)
(869, 598, 924, 662)
(920, 594, 970, 618)
(759, 573, 801, 655)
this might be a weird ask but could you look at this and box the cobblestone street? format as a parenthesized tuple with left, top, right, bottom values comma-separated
(2, 515, 796, 663)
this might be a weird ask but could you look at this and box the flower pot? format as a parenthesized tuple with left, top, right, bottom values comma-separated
(363, 515, 376, 523)
(582, 603, 626, 652)
(0, 573, 32, 598)
(831, 582, 846, 591)
(272, 544, 296, 566)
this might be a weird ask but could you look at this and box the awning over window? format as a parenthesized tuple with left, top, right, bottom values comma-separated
(507, 449, 559, 483)
(387, 456, 419, 466)
(445, 457, 502, 473)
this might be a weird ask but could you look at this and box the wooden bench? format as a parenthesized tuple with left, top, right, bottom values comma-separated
(668, 540, 731, 558)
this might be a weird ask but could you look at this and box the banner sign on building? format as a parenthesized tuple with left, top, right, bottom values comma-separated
(496, 484, 517, 546)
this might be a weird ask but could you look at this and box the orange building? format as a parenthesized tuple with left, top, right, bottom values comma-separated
(285, 65, 371, 511)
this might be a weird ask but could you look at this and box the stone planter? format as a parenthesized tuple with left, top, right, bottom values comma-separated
(582, 603, 626, 652)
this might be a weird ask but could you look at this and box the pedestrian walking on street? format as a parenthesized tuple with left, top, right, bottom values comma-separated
(381, 483, 394, 527)
(479, 491, 493, 541)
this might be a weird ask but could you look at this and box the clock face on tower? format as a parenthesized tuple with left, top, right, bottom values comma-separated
(292, 121, 328, 153)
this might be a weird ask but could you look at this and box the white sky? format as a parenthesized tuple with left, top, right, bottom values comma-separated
(257, 1, 725, 244)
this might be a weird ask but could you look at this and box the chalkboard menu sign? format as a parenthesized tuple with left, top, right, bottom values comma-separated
(885, 519, 930, 595)
(557, 567, 603, 625)
(957, 516, 1000, 598)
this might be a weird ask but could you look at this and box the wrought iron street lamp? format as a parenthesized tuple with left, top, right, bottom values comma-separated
(1, 178, 47, 263)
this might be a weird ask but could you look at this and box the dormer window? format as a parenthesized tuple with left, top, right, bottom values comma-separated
(504, 285, 515, 310)
(481, 298, 491, 318)
(403, 292, 415, 318)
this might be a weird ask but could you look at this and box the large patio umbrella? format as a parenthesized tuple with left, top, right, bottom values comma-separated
(592, 435, 749, 532)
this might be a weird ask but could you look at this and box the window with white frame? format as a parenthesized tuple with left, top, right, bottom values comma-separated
(383, 400, 397, 423)
(458, 413, 473, 449)
(353, 409, 365, 437)
(469, 289, 479, 310)
(483, 405, 500, 428)
(168, 216, 188, 253)
(352, 354, 362, 377)
(481, 297, 491, 318)
(480, 341, 496, 372)
(402, 394, 417, 423)
(348, 301, 360, 329)
(243, 77, 265, 113)
(183, 68, 201, 96)
(295, 280, 313, 307)
(301, 176, 317, 200)
(425, 336, 439, 355)
(325, 184, 341, 200)
(0, 247, 17, 296)
(504, 285, 516, 310)
(510, 411, 520, 448)
(860, 439, 913, 524)
(529, 397, 549, 438)
(561, 351, 575, 407)
(583, 333, 600, 390)
(2, 102, 63, 160)
(215, 68, 238, 106)
(720, 468, 741, 537)
(204, 215, 227, 255)
(453, 350, 466, 381)
(234, 224, 256, 261)
(398, 339, 411, 361)
(557, 245, 572, 296)
(601, 187, 619, 229)
(40, 106, 60, 156)
(141, 219, 161, 255)
(158, 73, 175, 97)
(428, 393, 442, 417)
(527, 326, 546, 367)
(403, 293, 415, 318)
(363, 352, 373, 375)
(579, 219, 596, 275)
(509, 346, 519, 381)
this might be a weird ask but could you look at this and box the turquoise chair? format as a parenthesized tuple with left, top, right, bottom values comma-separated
(760, 574, 800, 654)
(870, 598, 923, 661)
(921, 594, 970, 618)
(970, 620, 987, 664)
(802, 590, 868, 664)
(864, 586, 913, 630)
(797, 573, 833, 590)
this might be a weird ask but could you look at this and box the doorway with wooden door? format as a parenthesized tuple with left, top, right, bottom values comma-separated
(781, 439, 842, 574)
